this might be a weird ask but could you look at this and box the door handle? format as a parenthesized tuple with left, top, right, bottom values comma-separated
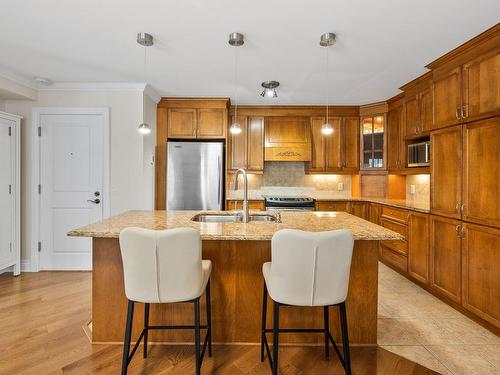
(87, 198, 101, 204)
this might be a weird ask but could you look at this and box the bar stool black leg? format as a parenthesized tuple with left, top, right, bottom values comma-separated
(121, 300, 135, 375)
(143, 303, 150, 358)
(323, 305, 330, 360)
(194, 298, 201, 375)
(339, 302, 352, 375)
(261, 283, 268, 362)
(272, 301, 280, 375)
(206, 279, 212, 357)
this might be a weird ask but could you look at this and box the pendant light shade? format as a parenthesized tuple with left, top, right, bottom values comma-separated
(321, 123, 333, 135)
(137, 32, 154, 135)
(229, 32, 244, 135)
(138, 123, 152, 134)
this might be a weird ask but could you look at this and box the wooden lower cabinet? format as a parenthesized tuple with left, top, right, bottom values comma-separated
(408, 212, 430, 285)
(350, 202, 368, 219)
(461, 223, 500, 328)
(430, 215, 462, 304)
(368, 203, 381, 225)
(315, 201, 350, 212)
(226, 200, 265, 211)
(379, 245, 407, 273)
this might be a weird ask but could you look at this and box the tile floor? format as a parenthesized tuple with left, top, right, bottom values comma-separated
(378, 262, 500, 375)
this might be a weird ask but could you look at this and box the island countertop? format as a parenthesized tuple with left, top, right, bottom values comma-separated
(67, 209, 403, 241)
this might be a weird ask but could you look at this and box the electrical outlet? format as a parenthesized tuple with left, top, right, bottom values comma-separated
(337, 182, 344, 191)
(410, 184, 416, 194)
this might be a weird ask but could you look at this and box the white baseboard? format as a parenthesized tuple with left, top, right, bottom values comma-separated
(0, 266, 13, 275)
(21, 260, 32, 272)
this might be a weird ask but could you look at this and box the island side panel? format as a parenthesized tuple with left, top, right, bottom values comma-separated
(92, 238, 377, 345)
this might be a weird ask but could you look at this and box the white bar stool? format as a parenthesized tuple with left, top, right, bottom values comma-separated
(119, 227, 212, 375)
(261, 229, 354, 375)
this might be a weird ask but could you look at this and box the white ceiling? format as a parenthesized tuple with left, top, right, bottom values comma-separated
(0, 0, 498, 104)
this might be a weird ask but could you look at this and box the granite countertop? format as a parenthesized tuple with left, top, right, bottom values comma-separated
(226, 191, 430, 213)
(67, 210, 403, 241)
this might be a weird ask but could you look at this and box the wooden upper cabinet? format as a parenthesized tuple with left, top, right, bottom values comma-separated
(430, 215, 462, 304)
(228, 116, 264, 172)
(462, 117, 500, 228)
(325, 117, 342, 171)
(462, 48, 500, 122)
(404, 94, 419, 138)
(431, 125, 462, 219)
(408, 212, 430, 285)
(419, 87, 433, 133)
(386, 106, 402, 170)
(197, 108, 226, 138)
(461, 223, 500, 328)
(264, 117, 311, 161)
(309, 117, 326, 171)
(246, 117, 264, 171)
(228, 115, 248, 170)
(432, 67, 462, 130)
(167, 108, 197, 138)
(342, 117, 360, 172)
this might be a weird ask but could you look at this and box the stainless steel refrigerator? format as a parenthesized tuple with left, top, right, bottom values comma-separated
(167, 141, 224, 210)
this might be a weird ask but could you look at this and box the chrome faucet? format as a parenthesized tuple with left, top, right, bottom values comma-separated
(232, 168, 249, 223)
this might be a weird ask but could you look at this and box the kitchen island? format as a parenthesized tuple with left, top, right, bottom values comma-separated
(68, 210, 402, 345)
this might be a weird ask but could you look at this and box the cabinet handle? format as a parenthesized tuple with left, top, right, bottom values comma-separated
(463, 105, 468, 118)
(455, 108, 460, 120)
(460, 204, 464, 215)
(455, 224, 461, 237)
(460, 226, 465, 238)
(455, 203, 460, 213)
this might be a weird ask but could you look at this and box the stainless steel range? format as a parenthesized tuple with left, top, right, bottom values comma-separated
(264, 197, 315, 211)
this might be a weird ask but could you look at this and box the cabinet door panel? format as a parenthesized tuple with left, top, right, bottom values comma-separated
(315, 201, 349, 212)
(462, 49, 500, 122)
(350, 202, 368, 220)
(430, 215, 462, 303)
(462, 223, 500, 328)
(463, 117, 500, 228)
(404, 95, 419, 138)
(432, 67, 462, 130)
(408, 213, 430, 285)
(197, 109, 226, 138)
(343, 117, 360, 172)
(325, 117, 342, 171)
(386, 107, 401, 170)
(247, 117, 264, 172)
(419, 88, 433, 133)
(431, 125, 462, 219)
(167, 109, 197, 138)
(229, 116, 247, 170)
(309, 117, 326, 171)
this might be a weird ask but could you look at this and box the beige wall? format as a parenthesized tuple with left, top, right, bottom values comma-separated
(5, 90, 156, 262)
(0, 99, 5, 111)
(406, 174, 430, 204)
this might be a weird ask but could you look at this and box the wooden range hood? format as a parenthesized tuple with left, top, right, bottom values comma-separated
(264, 116, 312, 161)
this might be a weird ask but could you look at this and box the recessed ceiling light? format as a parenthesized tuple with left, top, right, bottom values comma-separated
(33, 76, 52, 86)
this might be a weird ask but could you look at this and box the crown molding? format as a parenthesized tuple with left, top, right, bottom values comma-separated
(38, 82, 148, 92)
(144, 84, 161, 103)
(0, 66, 38, 90)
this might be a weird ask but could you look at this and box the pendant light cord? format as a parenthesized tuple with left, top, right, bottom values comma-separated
(234, 46, 238, 120)
(326, 45, 329, 124)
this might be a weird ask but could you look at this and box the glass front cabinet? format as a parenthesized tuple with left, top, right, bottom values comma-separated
(361, 114, 385, 170)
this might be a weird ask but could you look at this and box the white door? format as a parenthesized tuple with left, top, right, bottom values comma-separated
(0, 119, 14, 269)
(39, 113, 104, 270)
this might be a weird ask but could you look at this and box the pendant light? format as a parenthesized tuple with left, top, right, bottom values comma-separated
(229, 32, 244, 135)
(260, 80, 279, 98)
(137, 32, 154, 135)
(320, 32, 336, 135)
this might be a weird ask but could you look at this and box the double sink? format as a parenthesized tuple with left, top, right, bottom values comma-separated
(191, 212, 278, 223)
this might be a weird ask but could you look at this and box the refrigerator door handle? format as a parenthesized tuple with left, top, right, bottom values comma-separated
(217, 155, 222, 208)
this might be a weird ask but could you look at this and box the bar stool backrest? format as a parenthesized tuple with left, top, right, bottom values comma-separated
(269, 229, 354, 306)
(119, 227, 202, 303)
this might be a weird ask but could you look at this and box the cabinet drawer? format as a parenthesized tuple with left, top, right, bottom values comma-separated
(315, 201, 350, 212)
(380, 245, 408, 273)
(381, 206, 410, 223)
(226, 200, 265, 211)
(380, 218, 407, 255)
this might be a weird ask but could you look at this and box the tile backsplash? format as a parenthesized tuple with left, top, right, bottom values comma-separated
(406, 174, 430, 204)
(229, 162, 352, 195)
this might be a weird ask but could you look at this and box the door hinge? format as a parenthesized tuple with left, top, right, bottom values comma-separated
(38, 184, 41, 194)
(9, 184, 11, 195)
(38, 241, 42, 252)
(38, 126, 41, 137)
(8, 126, 11, 136)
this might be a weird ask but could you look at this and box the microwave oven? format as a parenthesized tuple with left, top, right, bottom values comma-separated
(407, 141, 430, 167)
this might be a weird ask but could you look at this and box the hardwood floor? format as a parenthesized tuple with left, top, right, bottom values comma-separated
(0, 271, 437, 374)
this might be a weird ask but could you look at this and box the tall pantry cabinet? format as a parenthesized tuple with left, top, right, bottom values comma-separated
(428, 26, 499, 328)
(0, 112, 21, 275)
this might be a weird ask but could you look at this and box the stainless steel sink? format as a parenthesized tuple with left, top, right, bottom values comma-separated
(191, 213, 278, 223)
